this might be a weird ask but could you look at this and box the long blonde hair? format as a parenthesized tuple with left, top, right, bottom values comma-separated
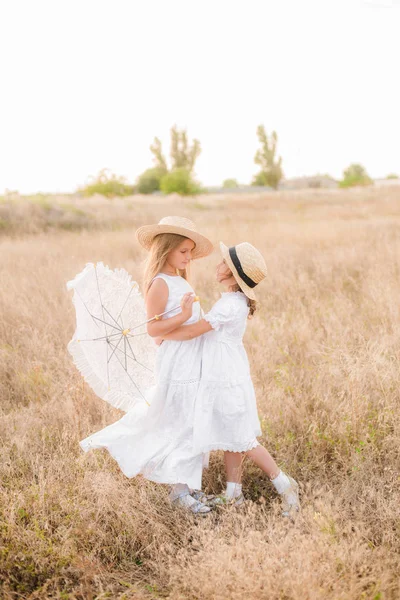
(143, 233, 193, 296)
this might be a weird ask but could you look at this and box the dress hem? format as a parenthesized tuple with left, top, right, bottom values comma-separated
(79, 440, 203, 489)
(194, 437, 261, 454)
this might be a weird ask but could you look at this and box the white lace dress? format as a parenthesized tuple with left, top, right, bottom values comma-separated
(192, 291, 262, 453)
(79, 273, 207, 490)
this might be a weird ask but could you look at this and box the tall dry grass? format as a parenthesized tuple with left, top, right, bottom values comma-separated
(1, 188, 400, 599)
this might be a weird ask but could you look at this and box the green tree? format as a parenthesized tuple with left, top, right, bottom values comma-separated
(160, 168, 201, 196)
(169, 125, 201, 172)
(252, 125, 283, 190)
(339, 164, 373, 188)
(141, 126, 202, 194)
(386, 173, 398, 179)
(149, 137, 168, 172)
(223, 178, 239, 189)
(150, 125, 201, 174)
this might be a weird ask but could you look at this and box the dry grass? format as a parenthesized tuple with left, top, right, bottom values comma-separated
(1, 187, 400, 599)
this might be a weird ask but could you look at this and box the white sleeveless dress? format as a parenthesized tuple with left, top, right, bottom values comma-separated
(79, 273, 207, 490)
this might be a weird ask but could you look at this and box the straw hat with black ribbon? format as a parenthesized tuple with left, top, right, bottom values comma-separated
(135, 216, 214, 259)
(219, 241, 267, 300)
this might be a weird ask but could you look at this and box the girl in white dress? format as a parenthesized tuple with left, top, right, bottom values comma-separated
(80, 216, 214, 514)
(159, 241, 300, 518)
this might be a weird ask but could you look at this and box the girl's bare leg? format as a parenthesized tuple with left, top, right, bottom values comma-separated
(217, 452, 245, 501)
(219, 446, 298, 514)
(224, 446, 280, 482)
(246, 445, 300, 515)
(246, 445, 280, 480)
(224, 451, 244, 483)
(221, 446, 299, 516)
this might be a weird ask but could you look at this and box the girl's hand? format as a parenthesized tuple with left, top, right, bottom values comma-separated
(154, 336, 163, 346)
(180, 292, 195, 321)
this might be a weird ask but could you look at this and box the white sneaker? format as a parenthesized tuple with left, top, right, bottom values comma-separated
(280, 476, 300, 518)
(172, 492, 211, 515)
(190, 489, 216, 504)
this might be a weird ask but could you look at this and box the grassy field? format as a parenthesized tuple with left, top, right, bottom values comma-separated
(1, 187, 400, 599)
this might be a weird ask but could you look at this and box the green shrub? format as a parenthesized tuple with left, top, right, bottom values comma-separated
(29, 194, 53, 211)
(386, 173, 398, 180)
(251, 172, 268, 186)
(136, 167, 167, 194)
(223, 178, 239, 189)
(79, 169, 133, 198)
(160, 168, 201, 196)
(339, 164, 373, 188)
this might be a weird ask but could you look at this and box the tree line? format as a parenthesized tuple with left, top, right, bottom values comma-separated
(78, 125, 397, 197)
(78, 124, 284, 197)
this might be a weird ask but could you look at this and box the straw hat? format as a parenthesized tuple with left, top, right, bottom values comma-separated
(135, 216, 214, 259)
(220, 241, 267, 300)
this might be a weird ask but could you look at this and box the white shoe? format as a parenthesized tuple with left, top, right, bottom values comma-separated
(190, 489, 217, 504)
(280, 476, 300, 518)
(172, 492, 211, 515)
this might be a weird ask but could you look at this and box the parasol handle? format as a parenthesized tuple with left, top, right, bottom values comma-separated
(151, 296, 200, 322)
(129, 295, 200, 331)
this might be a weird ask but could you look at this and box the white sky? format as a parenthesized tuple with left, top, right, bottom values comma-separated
(1, 0, 399, 193)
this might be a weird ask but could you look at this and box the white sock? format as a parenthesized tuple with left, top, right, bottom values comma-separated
(225, 481, 242, 499)
(270, 471, 291, 494)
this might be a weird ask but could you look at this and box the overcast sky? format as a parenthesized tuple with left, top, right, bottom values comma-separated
(1, 0, 399, 193)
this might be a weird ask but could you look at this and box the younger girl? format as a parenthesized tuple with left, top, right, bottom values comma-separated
(80, 216, 214, 514)
(159, 241, 300, 517)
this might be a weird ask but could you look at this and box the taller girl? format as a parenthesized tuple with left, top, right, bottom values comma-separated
(80, 216, 213, 514)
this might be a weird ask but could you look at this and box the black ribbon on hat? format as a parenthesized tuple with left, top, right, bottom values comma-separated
(229, 247, 257, 288)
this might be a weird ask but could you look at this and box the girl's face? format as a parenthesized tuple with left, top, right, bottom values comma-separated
(216, 259, 235, 285)
(165, 238, 195, 271)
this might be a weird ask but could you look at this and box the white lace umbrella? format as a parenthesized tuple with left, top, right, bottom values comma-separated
(67, 262, 159, 412)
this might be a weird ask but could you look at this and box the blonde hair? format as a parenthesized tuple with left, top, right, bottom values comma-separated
(143, 233, 193, 296)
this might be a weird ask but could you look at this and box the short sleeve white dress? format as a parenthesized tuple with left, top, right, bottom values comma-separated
(192, 291, 262, 453)
(80, 273, 207, 490)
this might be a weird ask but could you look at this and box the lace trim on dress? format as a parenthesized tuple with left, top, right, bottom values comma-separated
(158, 377, 201, 385)
(203, 312, 221, 331)
(197, 439, 260, 453)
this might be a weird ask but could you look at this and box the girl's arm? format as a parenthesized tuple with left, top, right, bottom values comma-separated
(161, 294, 241, 342)
(146, 279, 195, 338)
(160, 319, 213, 341)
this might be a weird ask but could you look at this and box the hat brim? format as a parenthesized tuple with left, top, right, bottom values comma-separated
(135, 224, 214, 259)
(219, 241, 257, 300)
